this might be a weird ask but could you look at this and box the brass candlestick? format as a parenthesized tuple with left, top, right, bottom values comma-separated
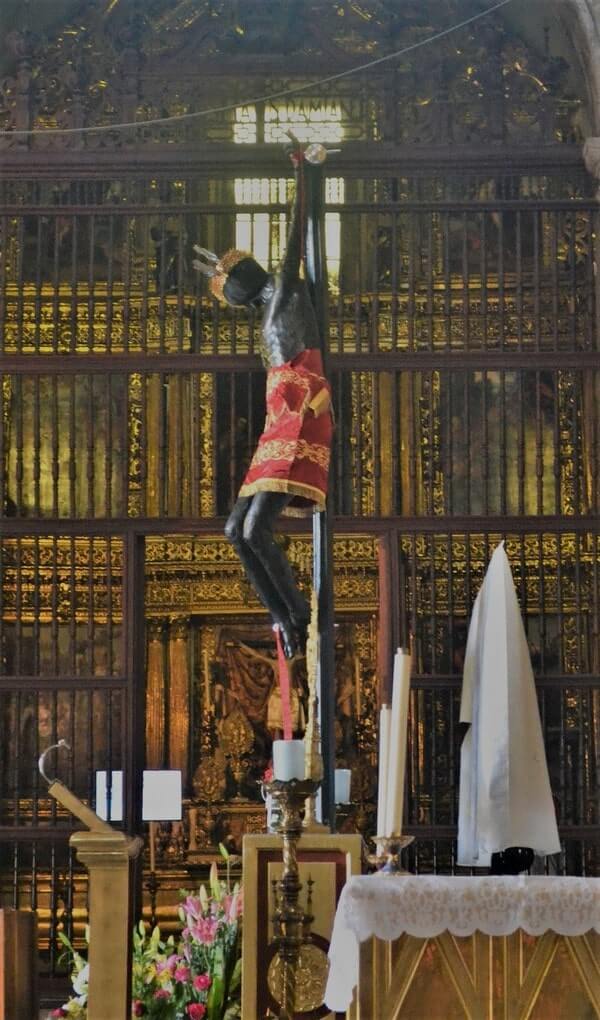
(264, 777, 320, 1020)
(368, 834, 415, 874)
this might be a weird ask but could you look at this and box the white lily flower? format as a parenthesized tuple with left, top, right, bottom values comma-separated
(72, 963, 89, 996)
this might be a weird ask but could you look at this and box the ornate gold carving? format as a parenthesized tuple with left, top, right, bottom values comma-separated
(127, 372, 144, 517)
(1, 283, 591, 359)
(168, 616, 190, 784)
(145, 534, 379, 616)
(146, 374, 162, 516)
(558, 371, 580, 516)
(399, 532, 597, 619)
(0, 4, 581, 151)
(2, 286, 192, 353)
(0, 537, 122, 623)
(267, 942, 329, 1013)
(198, 373, 215, 516)
(420, 370, 444, 515)
(167, 375, 191, 516)
(304, 590, 324, 796)
(192, 750, 227, 805)
(146, 619, 166, 769)
(1, 375, 11, 505)
(220, 705, 254, 799)
(350, 371, 375, 515)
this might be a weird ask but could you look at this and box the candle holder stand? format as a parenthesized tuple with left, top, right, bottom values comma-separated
(368, 834, 415, 875)
(263, 777, 320, 1020)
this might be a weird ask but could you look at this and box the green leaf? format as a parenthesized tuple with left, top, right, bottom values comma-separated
(209, 862, 221, 901)
(228, 956, 242, 994)
(218, 842, 229, 861)
(206, 943, 226, 1020)
(223, 1006, 242, 1020)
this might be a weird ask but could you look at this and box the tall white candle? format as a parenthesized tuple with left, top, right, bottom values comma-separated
(334, 769, 352, 804)
(376, 704, 391, 838)
(272, 739, 305, 781)
(385, 649, 411, 837)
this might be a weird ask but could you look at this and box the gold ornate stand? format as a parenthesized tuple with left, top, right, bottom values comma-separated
(264, 777, 320, 1020)
(369, 835, 415, 875)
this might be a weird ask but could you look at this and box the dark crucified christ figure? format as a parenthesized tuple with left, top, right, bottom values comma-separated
(194, 144, 333, 660)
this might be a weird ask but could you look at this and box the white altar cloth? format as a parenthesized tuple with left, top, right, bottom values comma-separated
(324, 874, 600, 1011)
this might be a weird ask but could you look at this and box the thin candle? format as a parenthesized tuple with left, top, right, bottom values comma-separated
(376, 704, 391, 838)
(355, 658, 362, 718)
(385, 648, 411, 837)
(149, 820, 157, 873)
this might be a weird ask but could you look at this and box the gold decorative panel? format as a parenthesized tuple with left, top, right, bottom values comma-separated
(358, 931, 600, 1020)
(145, 534, 379, 616)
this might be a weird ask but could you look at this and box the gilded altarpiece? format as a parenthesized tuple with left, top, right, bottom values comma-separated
(0, 0, 599, 999)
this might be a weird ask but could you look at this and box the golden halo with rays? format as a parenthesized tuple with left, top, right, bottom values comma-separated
(209, 248, 254, 302)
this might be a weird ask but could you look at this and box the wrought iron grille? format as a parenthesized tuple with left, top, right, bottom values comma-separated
(1, 158, 599, 989)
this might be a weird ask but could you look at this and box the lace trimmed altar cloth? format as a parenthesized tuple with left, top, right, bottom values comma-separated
(324, 874, 600, 1012)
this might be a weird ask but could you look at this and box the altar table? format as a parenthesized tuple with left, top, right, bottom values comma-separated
(325, 875, 600, 1019)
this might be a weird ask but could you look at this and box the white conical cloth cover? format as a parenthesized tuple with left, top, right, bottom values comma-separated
(458, 542, 560, 866)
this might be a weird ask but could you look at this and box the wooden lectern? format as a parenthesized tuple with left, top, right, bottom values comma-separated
(48, 780, 143, 1020)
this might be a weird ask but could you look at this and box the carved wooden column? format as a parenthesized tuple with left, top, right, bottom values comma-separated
(146, 619, 166, 769)
(168, 617, 190, 786)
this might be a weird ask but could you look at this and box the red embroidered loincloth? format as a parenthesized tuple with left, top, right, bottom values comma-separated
(239, 347, 333, 517)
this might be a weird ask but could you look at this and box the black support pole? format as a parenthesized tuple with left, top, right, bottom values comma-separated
(303, 161, 336, 831)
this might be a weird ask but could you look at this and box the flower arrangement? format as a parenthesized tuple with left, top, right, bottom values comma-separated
(51, 848, 242, 1020)
(49, 930, 90, 1019)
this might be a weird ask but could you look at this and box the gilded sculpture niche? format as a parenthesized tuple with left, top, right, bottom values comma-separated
(142, 532, 380, 851)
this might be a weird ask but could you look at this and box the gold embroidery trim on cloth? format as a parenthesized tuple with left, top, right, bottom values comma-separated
(266, 369, 320, 398)
(249, 438, 330, 470)
(266, 403, 305, 426)
(238, 478, 326, 514)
